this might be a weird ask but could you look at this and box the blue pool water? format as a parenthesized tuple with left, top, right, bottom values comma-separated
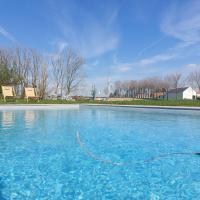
(1, 106, 200, 199)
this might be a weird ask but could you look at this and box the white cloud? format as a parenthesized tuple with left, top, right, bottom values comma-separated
(161, 0, 200, 44)
(58, 21, 119, 58)
(50, 39, 68, 52)
(186, 63, 199, 68)
(181, 63, 200, 76)
(139, 53, 176, 65)
(111, 61, 133, 73)
(57, 41, 68, 52)
(49, 1, 119, 58)
(111, 53, 133, 72)
(128, 0, 200, 74)
(0, 25, 19, 44)
(46, 0, 200, 88)
(113, 52, 176, 70)
(115, 65, 132, 72)
(84, 59, 100, 71)
(110, 52, 177, 75)
(112, 53, 120, 65)
(185, 63, 200, 70)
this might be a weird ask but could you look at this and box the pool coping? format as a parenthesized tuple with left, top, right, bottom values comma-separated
(0, 104, 79, 110)
(0, 104, 200, 111)
(81, 104, 200, 111)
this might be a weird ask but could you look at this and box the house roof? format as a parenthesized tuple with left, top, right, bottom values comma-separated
(168, 87, 189, 93)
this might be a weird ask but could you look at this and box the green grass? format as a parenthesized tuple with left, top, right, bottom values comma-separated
(0, 98, 200, 107)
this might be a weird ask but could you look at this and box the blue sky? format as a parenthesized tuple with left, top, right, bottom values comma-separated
(1, 0, 200, 91)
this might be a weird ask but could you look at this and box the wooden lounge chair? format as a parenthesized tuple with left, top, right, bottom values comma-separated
(25, 87, 39, 102)
(1, 86, 16, 102)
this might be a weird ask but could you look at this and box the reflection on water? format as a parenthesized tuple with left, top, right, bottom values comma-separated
(24, 110, 36, 128)
(0, 110, 37, 130)
(1, 111, 15, 129)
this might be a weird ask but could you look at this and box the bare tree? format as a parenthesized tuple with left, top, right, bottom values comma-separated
(38, 63, 48, 99)
(51, 53, 65, 96)
(113, 81, 122, 97)
(165, 72, 182, 99)
(62, 48, 85, 96)
(91, 84, 96, 100)
(51, 48, 84, 97)
(162, 77, 171, 100)
(0, 48, 10, 65)
(1, 46, 86, 99)
(188, 69, 200, 90)
(166, 73, 182, 89)
(30, 49, 40, 87)
(111, 76, 174, 100)
(12, 48, 32, 95)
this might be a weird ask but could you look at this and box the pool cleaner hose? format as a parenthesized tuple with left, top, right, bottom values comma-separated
(76, 131, 200, 166)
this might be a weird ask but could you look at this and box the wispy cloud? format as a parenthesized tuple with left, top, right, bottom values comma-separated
(112, 53, 119, 65)
(111, 53, 133, 73)
(137, 36, 167, 57)
(185, 63, 200, 70)
(111, 51, 177, 74)
(180, 63, 200, 76)
(0, 25, 19, 44)
(114, 64, 132, 72)
(139, 53, 176, 65)
(110, 59, 164, 81)
(161, 0, 200, 44)
(138, 0, 200, 67)
(50, 39, 68, 52)
(84, 59, 100, 71)
(48, 1, 120, 58)
(46, 0, 200, 88)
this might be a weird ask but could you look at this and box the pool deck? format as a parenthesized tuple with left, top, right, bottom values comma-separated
(0, 104, 200, 111)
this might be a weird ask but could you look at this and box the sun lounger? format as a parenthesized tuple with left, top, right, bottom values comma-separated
(1, 86, 16, 102)
(25, 87, 39, 102)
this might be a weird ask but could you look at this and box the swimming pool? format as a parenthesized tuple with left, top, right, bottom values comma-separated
(1, 105, 200, 199)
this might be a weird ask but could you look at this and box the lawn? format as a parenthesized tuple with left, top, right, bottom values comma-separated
(0, 99, 200, 107)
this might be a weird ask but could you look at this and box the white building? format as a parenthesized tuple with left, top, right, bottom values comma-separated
(166, 87, 196, 100)
(196, 91, 200, 99)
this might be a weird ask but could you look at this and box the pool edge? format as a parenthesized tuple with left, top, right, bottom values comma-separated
(0, 104, 80, 110)
(0, 104, 200, 111)
(81, 104, 200, 111)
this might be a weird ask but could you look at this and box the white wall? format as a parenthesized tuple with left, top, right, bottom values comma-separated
(183, 87, 196, 99)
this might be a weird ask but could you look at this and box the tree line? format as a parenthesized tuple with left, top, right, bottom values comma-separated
(110, 71, 200, 99)
(0, 47, 84, 99)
